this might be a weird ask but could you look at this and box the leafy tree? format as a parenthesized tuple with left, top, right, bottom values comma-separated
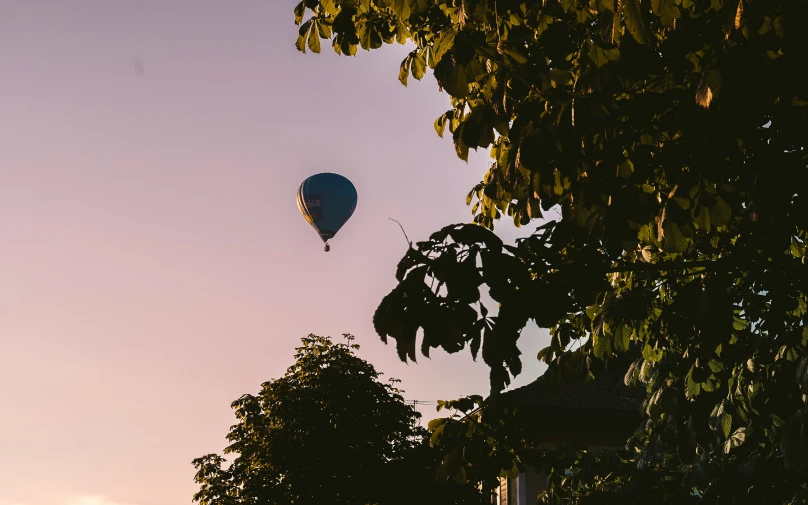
(191, 334, 489, 505)
(293, 0, 808, 504)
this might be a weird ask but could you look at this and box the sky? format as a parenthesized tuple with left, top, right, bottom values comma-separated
(0, 2, 550, 504)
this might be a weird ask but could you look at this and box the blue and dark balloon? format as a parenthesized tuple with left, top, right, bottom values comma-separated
(296, 173, 357, 252)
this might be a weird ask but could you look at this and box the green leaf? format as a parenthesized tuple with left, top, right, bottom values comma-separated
(427, 417, 446, 432)
(320, 0, 337, 13)
(502, 46, 528, 65)
(391, 0, 412, 19)
(294, 1, 306, 24)
(537, 346, 554, 364)
(308, 21, 322, 53)
(296, 19, 313, 53)
(618, 159, 634, 179)
(642, 343, 663, 362)
(708, 358, 724, 373)
(296, 34, 308, 52)
(721, 412, 733, 439)
(357, 20, 383, 50)
(438, 60, 470, 98)
(782, 408, 808, 472)
(641, 245, 659, 263)
(399, 54, 412, 86)
(588, 41, 620, 67)
(429, 421, 446, 445)
(593, 321, 611, 359)
(623, 0, 651, 44)
(394, 18, 411, 44)
(615, 324, 632, 351)
(736, 402, 750, 423)
(639, 360, 654, 383)
(672, 196, 691, 210)
(797, 357, 808, 394)
(527, 197, 543, 219)
(624, 358, 643, 385)
(549, 69, 573, 87)
(723, 427, 747, 454)
(651, 0, 681, 26)
(710, 196, 732, 227)
(553, 169, 564, 195)
(434, 112, 448, 137)
(430, 30, 457, 67)
(411, 0, 429, 15)
(790, 237, 806, 258)
(412, 50, 427, 80)
(686, 365, 701, 400)
(454, 465, 467, 485)
(455, 137, 470, 161)
(611, 8, 621, 43)
(661, 221, 690, 253)
(695, 205, 712, 232)
(317, 19, 333, 38)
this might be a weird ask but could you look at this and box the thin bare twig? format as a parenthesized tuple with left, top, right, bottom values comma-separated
(389, 218, 412, 248)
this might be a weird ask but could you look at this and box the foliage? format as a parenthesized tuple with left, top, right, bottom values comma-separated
(191, 334, 488, 505)
(293, 0, 808, 503)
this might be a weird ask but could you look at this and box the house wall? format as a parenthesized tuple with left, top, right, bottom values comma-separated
(491, 473, 525, 505)
(493, 443, 625, 505)
(524, 467, 546, 504)
(491, 472, 538, 505)
(479, 387, 643, 505)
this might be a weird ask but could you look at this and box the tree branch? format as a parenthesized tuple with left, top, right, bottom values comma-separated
(389, 218, 412, 248)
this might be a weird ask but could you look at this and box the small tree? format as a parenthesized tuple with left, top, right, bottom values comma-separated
(192, 334, 488, 505)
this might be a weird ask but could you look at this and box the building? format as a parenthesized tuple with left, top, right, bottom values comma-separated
(490, 368, 645, 505)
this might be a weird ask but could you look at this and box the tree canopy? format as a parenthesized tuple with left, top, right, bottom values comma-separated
(192, 334, 488, 505)
(293, 0, 808, 503)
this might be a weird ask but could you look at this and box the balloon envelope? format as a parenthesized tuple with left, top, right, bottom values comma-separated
(296, 173, 358, 244)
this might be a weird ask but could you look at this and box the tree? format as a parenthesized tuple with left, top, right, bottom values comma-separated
(293, 1, 808, 503)
(191, 334, 489, 505)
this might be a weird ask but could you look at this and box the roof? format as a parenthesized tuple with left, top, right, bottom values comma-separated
(501, 369, 645, 415)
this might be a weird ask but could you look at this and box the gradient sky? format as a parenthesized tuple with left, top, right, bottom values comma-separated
(0, 2, 550, 505)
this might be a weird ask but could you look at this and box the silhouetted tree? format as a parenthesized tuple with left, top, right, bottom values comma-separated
(192, 334, 489, 505)
(293, 1, 808, 503)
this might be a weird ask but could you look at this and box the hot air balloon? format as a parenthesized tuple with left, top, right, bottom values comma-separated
(297, 173, 358, 252)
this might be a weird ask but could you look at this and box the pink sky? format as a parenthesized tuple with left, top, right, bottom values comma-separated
(0, 2, 548, 504)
